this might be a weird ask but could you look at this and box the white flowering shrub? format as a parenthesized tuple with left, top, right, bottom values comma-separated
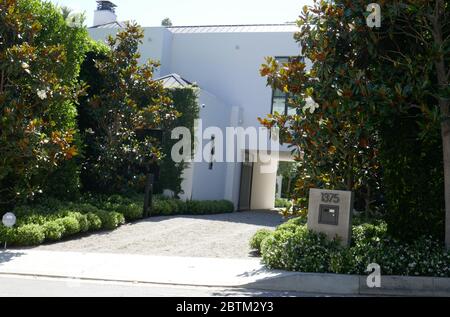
(259, 218, 450, 277)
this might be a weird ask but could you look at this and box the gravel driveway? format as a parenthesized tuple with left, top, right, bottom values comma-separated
(33, 211, 285, 258)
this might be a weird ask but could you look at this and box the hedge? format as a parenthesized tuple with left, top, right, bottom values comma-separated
(249, 229, 273, 254)
(254, 217, 450, 277)
(0, 196, 235, 247)
(275, 198, 292, 209)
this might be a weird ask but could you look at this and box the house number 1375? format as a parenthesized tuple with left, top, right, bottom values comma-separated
(321, 193, 340, 204)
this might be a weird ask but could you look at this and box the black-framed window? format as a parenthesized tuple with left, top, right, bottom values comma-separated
(270, 56, 300, 116)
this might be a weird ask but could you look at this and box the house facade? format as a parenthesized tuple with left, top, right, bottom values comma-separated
(89, 1, 303, 210)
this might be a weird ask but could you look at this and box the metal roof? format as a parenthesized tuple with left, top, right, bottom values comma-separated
(167, 23, 298, 34)
(156, 74, 194, 89)
(90, 21, 127, 29)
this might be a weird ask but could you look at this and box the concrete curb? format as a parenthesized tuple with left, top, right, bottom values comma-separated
(244, 273, 450, 297)
(1, 250, 449, 296)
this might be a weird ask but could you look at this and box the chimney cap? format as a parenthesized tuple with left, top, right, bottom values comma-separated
(96, 1, 117, 12)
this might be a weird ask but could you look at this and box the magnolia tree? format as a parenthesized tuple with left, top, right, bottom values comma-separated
(260, 1, 383, 218)
(79, 23, 179, 193)
(0, 0, 88, 208)
(260, 0, 449, 244)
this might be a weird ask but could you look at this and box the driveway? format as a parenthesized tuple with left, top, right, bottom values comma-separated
(32, 211, 285, 258)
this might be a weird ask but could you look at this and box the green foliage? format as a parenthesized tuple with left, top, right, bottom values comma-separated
(58, 216, 80, 236)
(161, 18, 172, 27)
(275, 198, 292, 209)
(259, 0, 449, 242)
(94, 210, 124, 230)
(43, 221, 65, 241)
(260, 220, 450, 277)
(0, 0, 89, 209)
(118, 203, 143, 221)
(380, 116, 445, 241)
(0, 195, 234, 247)
(249, 229, 273, 254)
(77, 23, 178, 194)
(157, 87, 200, 196)
(72, 212, 89, 232)
(86, 212, 102, 231)
(261, 225, 339, 273)
(152, 199, 233, 216)
(260, 1, 384, 217)
(13, 224, 46, 246)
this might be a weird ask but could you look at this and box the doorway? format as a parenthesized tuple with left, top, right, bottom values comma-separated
(238, 161, 254, 211)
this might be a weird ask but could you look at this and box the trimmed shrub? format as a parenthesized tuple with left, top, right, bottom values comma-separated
(275, 198, 292, 209)
(43, 221, 65, 241)
(13, 224, 46, 246)
(114, 212, 126, 226)
(95, 211, 124, 230)
(119, 203, 143, 221)
(249, 229, 273, 254)
(259, 220, 450, 277)
(261, 225, 340, 273)
(153, 200, 173, 216)
(0, 226, 14, 244)
(72, 212, 89, 233)
(58, 217, 80, 236)
(86, 212, 102, 231)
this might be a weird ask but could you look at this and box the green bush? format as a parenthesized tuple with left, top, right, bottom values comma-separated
(72, 212, 89, 233)
(13, 224, 46, 246)
(118, 203, 143, 221)
(95, 211, 124, 230)
(261, 225, 340, 272)
(4, 195, 234, 247)
(153, 200, 172, 216)
(58, 217, 80, 236)
(86, 212, 102, 231)
(275, 198, 292, 209)
(43, 221, 65, 241)
(0, 226, 14, 244)
(259, 220, 450, 277)
(249, 229, 273, 254)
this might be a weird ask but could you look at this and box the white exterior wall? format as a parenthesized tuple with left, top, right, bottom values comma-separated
(168, 32, 299, 129)
(88, 27, 301, 209)
(190, 90, 231, 201)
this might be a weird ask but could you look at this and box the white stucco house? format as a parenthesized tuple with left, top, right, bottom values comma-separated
(89, 1, 303, 210)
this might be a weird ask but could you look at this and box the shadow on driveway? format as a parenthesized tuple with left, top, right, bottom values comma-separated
(0, 251, 25, 265)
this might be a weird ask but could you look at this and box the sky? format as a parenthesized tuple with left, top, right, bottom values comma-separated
(48, 0, 313, 27)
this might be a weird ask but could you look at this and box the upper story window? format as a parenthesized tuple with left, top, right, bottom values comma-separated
(270, 57, 299, 116)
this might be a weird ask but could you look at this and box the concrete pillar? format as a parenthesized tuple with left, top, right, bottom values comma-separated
(250, 159, 278, 210)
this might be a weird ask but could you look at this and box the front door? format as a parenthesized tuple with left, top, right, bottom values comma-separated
(238, 161, 254, 210)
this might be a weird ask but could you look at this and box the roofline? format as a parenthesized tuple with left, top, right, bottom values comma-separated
(89, 21, 127, 29)
(167, 23, 296, 29)
(155, 73, 194, 87)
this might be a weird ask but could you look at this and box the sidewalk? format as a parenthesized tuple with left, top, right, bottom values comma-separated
(1, 250, 449, 296)
(0, 250, 293, 287)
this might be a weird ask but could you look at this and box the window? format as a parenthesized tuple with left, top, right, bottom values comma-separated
(270, 57, 302, 116)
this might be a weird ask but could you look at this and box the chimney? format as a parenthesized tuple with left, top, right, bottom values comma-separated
(93, 1, 117, 27)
